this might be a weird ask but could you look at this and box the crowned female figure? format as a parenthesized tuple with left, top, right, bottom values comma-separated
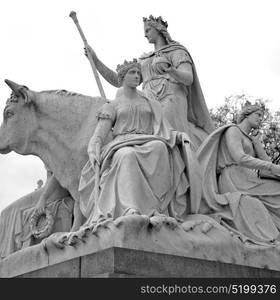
(197, 104, 280, 244)
(85, 16, 214, 149)
(78, 58, 202, 227)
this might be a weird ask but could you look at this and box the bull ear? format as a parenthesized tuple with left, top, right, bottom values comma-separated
(4, 79, 32, 104)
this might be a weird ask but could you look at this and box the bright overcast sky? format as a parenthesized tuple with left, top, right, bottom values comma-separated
(0, 0, 279, 213)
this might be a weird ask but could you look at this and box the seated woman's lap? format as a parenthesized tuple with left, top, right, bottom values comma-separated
(113, 140, 168, 161)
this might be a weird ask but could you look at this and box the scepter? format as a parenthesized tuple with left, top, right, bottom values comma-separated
(69, 11, 106, 99)
(69, 11, 103, 205)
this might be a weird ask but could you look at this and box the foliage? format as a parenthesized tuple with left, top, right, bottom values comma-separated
(210, 94, 280, 164)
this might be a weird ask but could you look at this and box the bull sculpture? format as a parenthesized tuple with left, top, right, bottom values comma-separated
(0, 79, 107, 258)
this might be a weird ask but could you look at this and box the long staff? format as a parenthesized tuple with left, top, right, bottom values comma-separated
(69, 11, 103, 204)
(69, 11, 106, 99)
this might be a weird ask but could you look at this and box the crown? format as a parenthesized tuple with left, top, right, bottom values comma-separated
(143, 15, 168, 29)
(116, 58, 140, 74)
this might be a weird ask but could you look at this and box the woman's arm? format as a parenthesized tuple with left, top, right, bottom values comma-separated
(251, 132, 271, 161)
(158, 62, 193, 86)
(88, 118, 113, 166)
(225, 127, 275, 172)
(167, 62, 193, 86)
(85, 45, 120, 87)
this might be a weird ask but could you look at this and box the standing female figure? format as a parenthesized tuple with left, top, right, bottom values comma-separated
(78, 59, 202, 226)
(197, 105, 280, 244)
(85, 16, 214, 149)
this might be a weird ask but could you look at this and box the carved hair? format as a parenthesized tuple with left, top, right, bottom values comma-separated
(116, 58, 142, 85)
(7, 92, 19, 104)
(237, 104, 264, 124)
(143, 15, 173, 44)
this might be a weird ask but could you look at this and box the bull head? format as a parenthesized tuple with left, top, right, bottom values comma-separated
(0, 80, 36, 155)
(5, 79, 32, 104)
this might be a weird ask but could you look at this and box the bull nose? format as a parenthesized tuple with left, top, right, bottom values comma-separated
(0, 124, 12, 154)
(0, 138, 11, 154)
(0, 147, 11, 154)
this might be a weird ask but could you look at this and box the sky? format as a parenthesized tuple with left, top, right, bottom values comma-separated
(0, 0, 280, 213)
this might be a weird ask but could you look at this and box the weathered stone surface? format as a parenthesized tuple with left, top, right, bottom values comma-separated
(0, 243, 48, 278)
(81, 248, 114, 277)
(18, 257, 80, 278)
(1, 214, 280, 277)
(11, 248, 280, 278)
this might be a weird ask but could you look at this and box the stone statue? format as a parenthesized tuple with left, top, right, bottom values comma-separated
(197, 104, 280, 245)
(0, 79, 108, 240)
(3, 14, 280, 277)
(0, 168, 73, 259)
(76, 58, 202, 233)
(84, 15, 215, 149)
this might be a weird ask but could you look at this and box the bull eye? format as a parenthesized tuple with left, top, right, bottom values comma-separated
(5, 110, 14, 119)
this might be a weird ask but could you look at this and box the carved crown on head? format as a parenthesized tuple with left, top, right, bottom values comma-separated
(116, 58, 140, 74)
(143, 15, 168, 29)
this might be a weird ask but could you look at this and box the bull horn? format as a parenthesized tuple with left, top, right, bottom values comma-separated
(4, 79, 23, 96)
(5, 79, 22, 90)
(5, 79, 31, 104)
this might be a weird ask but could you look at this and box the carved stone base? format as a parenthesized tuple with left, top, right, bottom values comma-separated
(1, 214, 280, 278)
(15, 247, 280, 278)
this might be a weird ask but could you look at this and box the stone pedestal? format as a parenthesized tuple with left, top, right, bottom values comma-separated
(16, 247, 280, 278)
(1, 214, 280, 278)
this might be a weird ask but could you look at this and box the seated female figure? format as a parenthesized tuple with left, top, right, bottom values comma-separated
(84, 15, 215, 150)
(197, 105, 280, 245)
(78, 59, 202, 227)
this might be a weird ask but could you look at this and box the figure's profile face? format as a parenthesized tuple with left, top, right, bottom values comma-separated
(144, 24, 159, 44)
(123, 67, 141, 88)
(247, 110, 264, 128)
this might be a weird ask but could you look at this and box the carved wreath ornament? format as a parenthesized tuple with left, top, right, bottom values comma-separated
(30, 209, 54, 239)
